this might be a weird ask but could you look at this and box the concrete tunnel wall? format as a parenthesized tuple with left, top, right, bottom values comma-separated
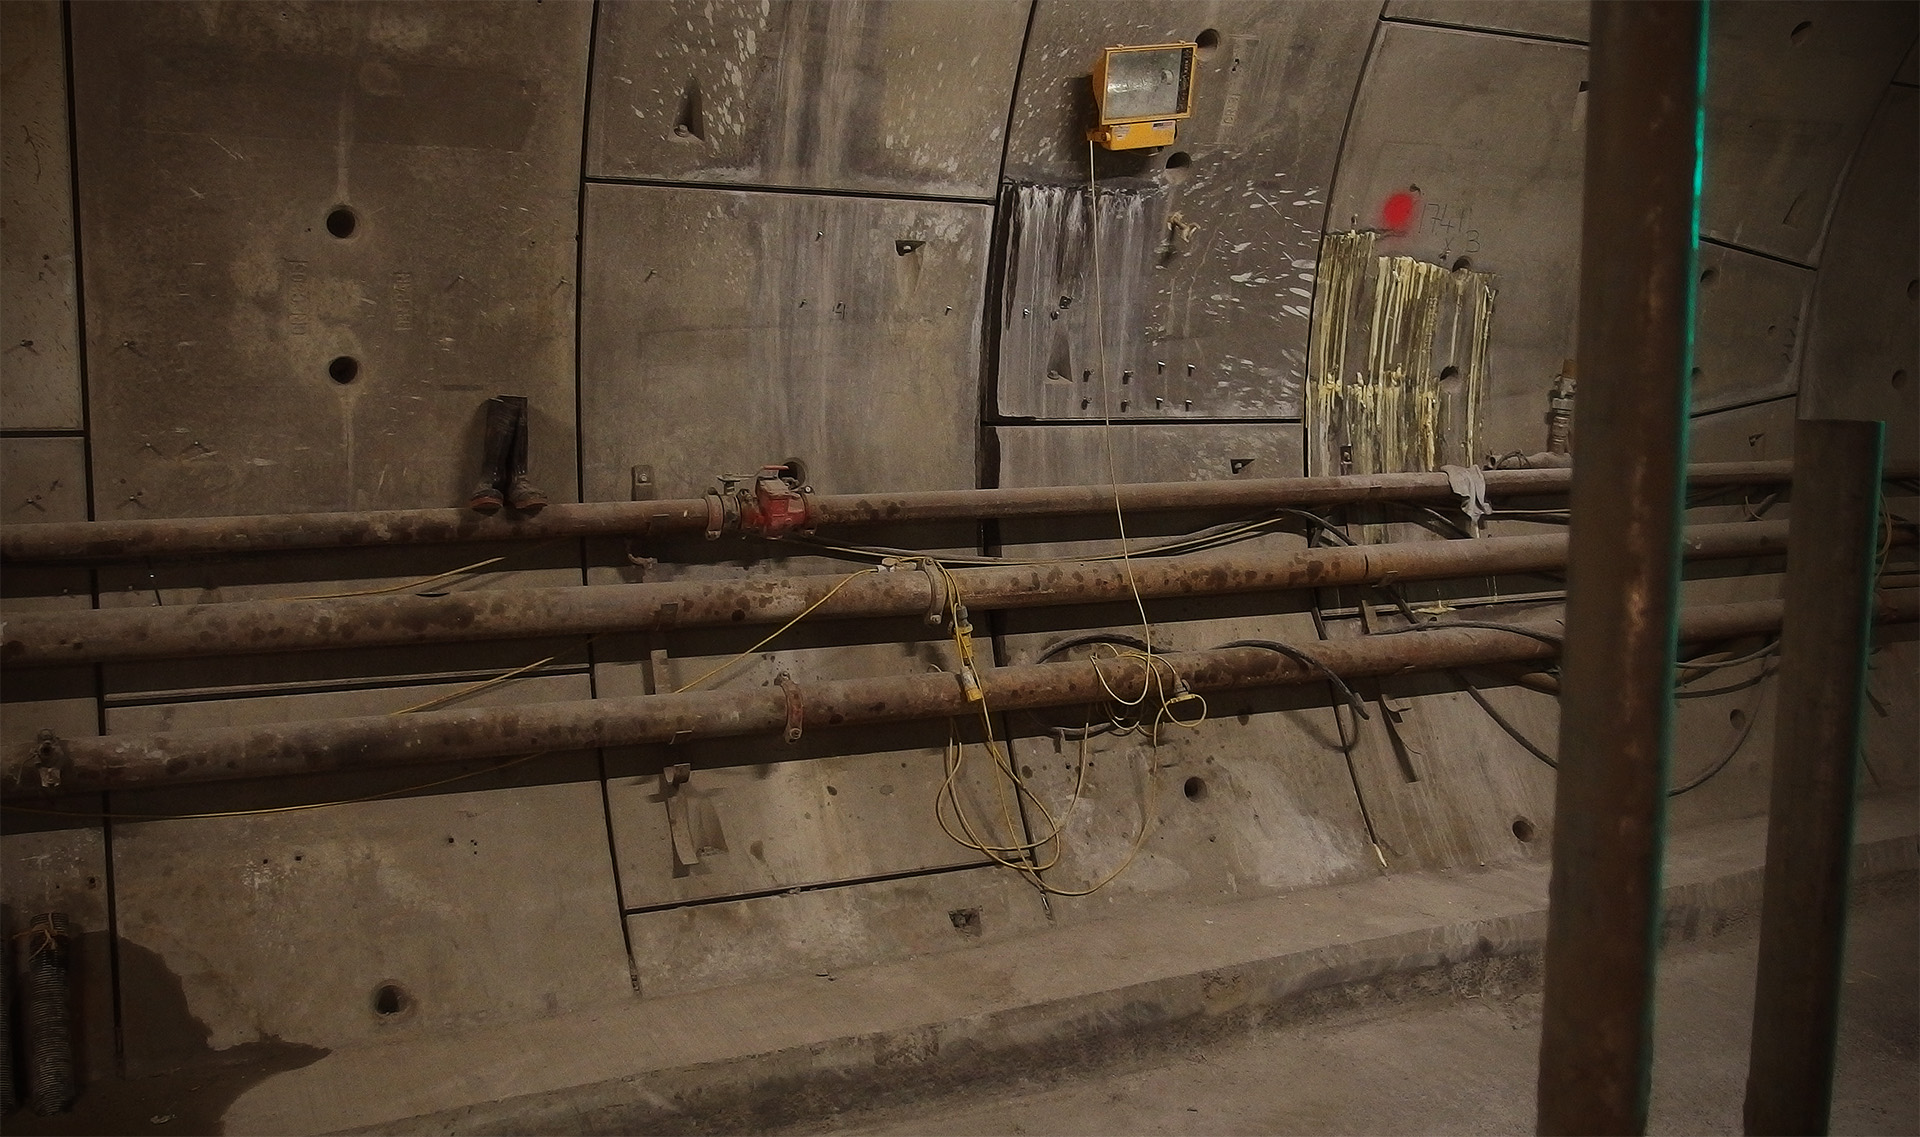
(0, 0, 1915, 1097)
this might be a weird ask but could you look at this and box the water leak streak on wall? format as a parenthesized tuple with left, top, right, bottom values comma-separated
(995, 181, 1167, 420)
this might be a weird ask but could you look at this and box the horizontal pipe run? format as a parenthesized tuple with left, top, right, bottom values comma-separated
(5, 460, 1909, 565)
(0, 521, 1802, 669)
(12, 592, 1914, 798)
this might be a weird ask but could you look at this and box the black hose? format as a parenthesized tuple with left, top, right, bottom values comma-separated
(1217, 640, 1371, 721)
(1030, 632, 1154, 739)
(1369, 618, 1566, 650)
(1455, 669, 1758, 797)
(24, 912, 74, 1116)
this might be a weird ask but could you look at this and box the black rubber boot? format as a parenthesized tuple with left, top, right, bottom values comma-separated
(503, 395, 548, 513)
(468, 397, 515, 512)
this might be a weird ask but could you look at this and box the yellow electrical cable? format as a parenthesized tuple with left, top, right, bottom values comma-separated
(672, 567, 882, 693)
(795, 513, 1294, 569)
(283, 556, 507, 601)
(387, 655, 561, 715)
(928, 554, 1207, 896)
(271, 535, 573, 602)
(1087, 138, 1156, 658)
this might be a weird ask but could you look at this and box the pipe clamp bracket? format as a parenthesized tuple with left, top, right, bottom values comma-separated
(775, 672, 804, 743)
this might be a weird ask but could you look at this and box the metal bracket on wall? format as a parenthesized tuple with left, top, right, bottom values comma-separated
(659, 762, 701, 868)
(624, 466, 661, 578)
(776, 671, 804, 743)
(1359, 596, 1426, 782)
(1376, 689, 1427, 783)
(29, 729, 67, 790)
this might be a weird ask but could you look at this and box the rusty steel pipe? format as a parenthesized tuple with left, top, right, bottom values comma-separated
(1538, 4, 1707, 1134)
(0, 521, 1804, 670)
(4, 459, 1907, 565)
(11, 593, 1911, 799)
(1744, 422, 1886, 1136)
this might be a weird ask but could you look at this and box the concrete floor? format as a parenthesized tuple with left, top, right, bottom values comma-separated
(802, 879, 1919, 1137)
(10, 805, 1912, 1135)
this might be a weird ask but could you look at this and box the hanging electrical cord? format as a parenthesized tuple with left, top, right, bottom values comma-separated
(1214, 639, 1371, 722)
(1365, 617, 1566, 650)
(931, 557, 1204, 897)
(389, 653, 562, 714)
(1676, 638, 1782, 678)
(281, 536, 579, 602)
(1027, 632, 1152, 740)
(918, 143, 1185, 898)
(284, 555, 507, 601)
(1457, 667, 1765, 798)
(1087, 138, 1155, 657)
(1304, 517, 1397, 869)
(671, 567, 882, 693)
(785, 510, 1314, 568)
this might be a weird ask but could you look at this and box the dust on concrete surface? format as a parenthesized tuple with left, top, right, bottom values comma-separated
(781, 878, 1919, 1137)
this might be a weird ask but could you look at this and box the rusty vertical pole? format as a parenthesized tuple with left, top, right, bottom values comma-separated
(1536, 3, 1706, 1134)
(1743, 420, 1885, 1136)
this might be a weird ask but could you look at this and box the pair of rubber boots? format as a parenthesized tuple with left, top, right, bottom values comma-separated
(469, 395, 548, 513)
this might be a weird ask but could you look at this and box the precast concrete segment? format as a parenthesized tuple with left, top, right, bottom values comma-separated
(10, 592, 1914, 799)
(0, 521, 1807, 669)
(4, 460, 1911, 564)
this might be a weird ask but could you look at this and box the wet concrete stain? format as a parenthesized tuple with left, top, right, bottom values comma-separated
(7, 939, 327, 1137)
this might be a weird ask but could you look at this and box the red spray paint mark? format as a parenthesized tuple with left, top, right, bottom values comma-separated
(1381, 190, 1419, 234)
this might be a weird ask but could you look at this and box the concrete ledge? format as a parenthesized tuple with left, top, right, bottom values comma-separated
(223, 794, 1919, 1135)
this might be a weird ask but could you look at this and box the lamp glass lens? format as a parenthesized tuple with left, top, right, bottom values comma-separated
(1102, 48, 1186, 120)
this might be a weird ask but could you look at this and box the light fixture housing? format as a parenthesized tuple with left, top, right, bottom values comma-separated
(1088, 42, 1198, 151)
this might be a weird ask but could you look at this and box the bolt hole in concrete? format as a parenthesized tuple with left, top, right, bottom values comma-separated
(1894, 369, 1909, 391)
(325, 205, 357, 238)
(1184, 776, 1208, 802)
(1699, 266, 1718, 284)
(1908, 278, 1918, 300)
(1789, 19, 1814, 44)
(329, 356, 359, 384)
(949, 908, 983, 936)
(1195, 27, 1220, 55)
(1512, 816, 1537, 843)
(1730, 708, 1749, 729)
(1450, 256, 1472, 272)
(372, 983, 410, 1017)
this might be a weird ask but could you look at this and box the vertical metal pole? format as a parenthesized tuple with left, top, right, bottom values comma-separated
(1536, 3, 1706, 1134)
(1743, 420, 1885, 1136)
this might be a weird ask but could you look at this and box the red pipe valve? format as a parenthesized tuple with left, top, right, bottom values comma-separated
(703, 465, 812, 539)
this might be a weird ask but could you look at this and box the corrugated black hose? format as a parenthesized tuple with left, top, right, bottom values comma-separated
(24, 912, 74, 1115)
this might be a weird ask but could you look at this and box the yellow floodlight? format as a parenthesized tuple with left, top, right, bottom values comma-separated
(1087, 42, 1198, 151)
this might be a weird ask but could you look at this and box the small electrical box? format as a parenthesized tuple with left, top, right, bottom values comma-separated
(1088, 42, 1198, 151)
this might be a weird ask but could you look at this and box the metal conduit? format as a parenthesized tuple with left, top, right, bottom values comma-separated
(9, 592, 1913, 800)
(0, 521, 1809, 669)
(3, 459, 1909, 564)
(1745, 421, 1887, 1135)
(1538, 3, 1707, 1132)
